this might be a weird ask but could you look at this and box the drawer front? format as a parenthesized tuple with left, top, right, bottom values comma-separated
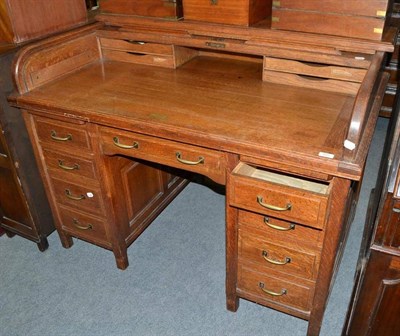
(238, 210, 323, 252)
(237, 264, 314, 312)
(51, 177, 105, 216)
(264, 57, 367, 83)
(239, 229, 319, 280)
(58, 205, 108, 244)
(42, 148, 98, 181)
(100, 38, 174, 56)
(102, 49, 176, 68)
(100, 127, 227, 184)
(34, 116, 91, 151)
(230, 174, 329, 229)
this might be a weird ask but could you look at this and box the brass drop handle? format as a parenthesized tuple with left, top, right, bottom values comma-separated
(176, 152, 204, 165)
(210, 0, 218, 4)
(259, 282, 287, 297)
(51, 130, 72, 141)
(72, 218, 92, 230)
(113, 136, 139, 149)
(58, 160, 79, 171)
(262, 250, 291, 265)
(264, 217, 295, 231)
(65, 189, 86, 201)
(257, 196, 292, 212)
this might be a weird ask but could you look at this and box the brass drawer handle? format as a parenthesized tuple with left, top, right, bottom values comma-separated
(72, 218, 92, 230)
(264, 217, 295, 231)
(262, 250, 291, 265)
(257, 196, 292, 212)
(51, 130, 72, 142)
(58, 160, 79, 171)
(259, 282, 287, 297)
(113, 136, 139, 149)
(176, 152, 204, 165)
(65, 189, 86, 201)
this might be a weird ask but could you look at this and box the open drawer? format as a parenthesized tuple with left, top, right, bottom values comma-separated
(229, 163, 331, 229)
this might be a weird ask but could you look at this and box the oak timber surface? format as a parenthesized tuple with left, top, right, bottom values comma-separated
(17, 56, 354, 174)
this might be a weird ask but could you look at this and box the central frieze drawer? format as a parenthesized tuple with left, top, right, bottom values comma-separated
(99, 126, 227, 185)
(230, 163, 331, 229)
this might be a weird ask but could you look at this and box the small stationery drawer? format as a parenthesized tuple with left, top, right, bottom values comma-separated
(182, 0, 270, 26)
(238, 229, 319, 280)
(229, 163, 330, 229)
(58, 206, 108, 244)
(100, 38, 175, 56)
(263, 57, 367, 83)
(33, 116, 91, 151)
(102, 49, 175, 68)
(237, 264, 314, 312)
(100, 126, 227, 184)
(51, 177, 104, 216)
(42, 149, 98, 181)
(238, 210, 323, 252)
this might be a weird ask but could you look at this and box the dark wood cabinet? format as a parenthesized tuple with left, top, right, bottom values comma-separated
(0, 0, 89, 249)
(0, 48, 54, 250)
(343, 94, 400, 335)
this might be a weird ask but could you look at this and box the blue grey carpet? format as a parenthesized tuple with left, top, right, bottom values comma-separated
(0, 118, 389, 336)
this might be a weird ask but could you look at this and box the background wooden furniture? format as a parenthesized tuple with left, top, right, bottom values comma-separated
(0, 47, 54, 250)
(0, 0, 88, 249)
(0, 0, 87, 44)
(342, 95, 400, 336)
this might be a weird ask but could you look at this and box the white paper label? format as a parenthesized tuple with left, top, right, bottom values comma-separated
(318, 152, 335, 159)
(344, 140, 356, 150)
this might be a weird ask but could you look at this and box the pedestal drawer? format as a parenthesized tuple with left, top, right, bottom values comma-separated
(51, 177, 105, 216)
(230, 163, 330, 229)
(238, 210, 323, 252)
(237, 264, 314, 314)
(42, 148, 98, 181)
(238, 229, 319, 280)
(33, 115, 91, 151)
(100, 126, 227, 184)
(58, 206, 109, 246)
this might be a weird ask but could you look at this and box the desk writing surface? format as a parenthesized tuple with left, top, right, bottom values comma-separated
(18, 56, 354, 167)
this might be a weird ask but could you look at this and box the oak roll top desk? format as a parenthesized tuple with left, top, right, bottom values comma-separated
(8, 2, 397, 335)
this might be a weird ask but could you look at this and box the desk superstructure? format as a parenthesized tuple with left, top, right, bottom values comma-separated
(9, 1, 396, 335)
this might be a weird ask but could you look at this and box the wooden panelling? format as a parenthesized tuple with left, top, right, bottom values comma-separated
(0, 0, 87, 44)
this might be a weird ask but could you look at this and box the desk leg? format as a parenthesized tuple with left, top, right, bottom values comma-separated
(226, 201, 239, 311)
(59, 231, 73, 249)
(307, 178, 352, 336)
(113, 246, 129, 270)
